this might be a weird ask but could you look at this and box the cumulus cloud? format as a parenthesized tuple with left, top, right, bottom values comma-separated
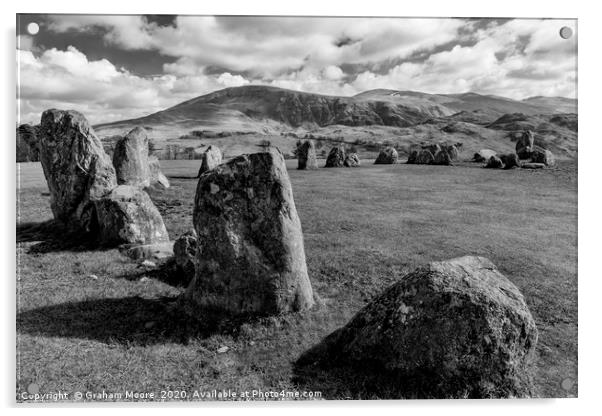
(18, 17, 577, 125)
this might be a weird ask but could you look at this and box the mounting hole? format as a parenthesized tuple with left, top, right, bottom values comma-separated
(559, 26, 573, 40)
(27, 22, 39, 35)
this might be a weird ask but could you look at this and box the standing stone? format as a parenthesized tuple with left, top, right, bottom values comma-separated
(148, 156, 170, 189)
(112, 127, 151, 188)
(485, 155, 505, 169)
(325, 145, 346, 167)
(516, 130, 535, 159)
(500, 153, 521, 169)
(17, 124, 40, 161)
(173, 229, 197, 285)
(374, 147, 398, 164)
(344, 153, 361, 167)
(531, 148, 556, 166)
(184, 148, 314, 316)
(416, 149, 435, 165)
(94, 185, 169, 245)
(38, 109, 117, 231)
(299, 256, 538, 398)
(406, 150, 418, 164)
(433, 149, 452, 166)
(197, 145, 223, 177)
(297, 140, 318, 170)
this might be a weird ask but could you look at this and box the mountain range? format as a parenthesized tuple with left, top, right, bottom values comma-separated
(93, 85, 577, 160)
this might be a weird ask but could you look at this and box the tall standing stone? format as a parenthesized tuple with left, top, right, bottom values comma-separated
(297, 140, 318, 170)
(38, 109, 117, 231)
(112, 127, 151, 187)
(197, 145, 223, 177)
(184, 148, 314, 316)
(149, 156, 170, 189)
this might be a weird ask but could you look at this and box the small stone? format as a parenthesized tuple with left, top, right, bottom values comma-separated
(139, 276, 150, 283)
(87, 274, 98, 280)
(144, 321, 155, 329)
(217, 346, 229, 354)
(139, 260, 157, 268)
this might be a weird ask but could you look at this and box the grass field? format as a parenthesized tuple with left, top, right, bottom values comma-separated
(16, 157, 578, 400)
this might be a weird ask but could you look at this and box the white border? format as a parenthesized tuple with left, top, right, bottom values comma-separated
(2, 1, 599, 415)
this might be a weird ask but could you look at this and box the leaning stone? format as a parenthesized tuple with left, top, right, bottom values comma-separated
(184, 148, 314, 316)
(112, 127, 151, 187)
(344, 153, 361, 167)
(197, 145, 223, 177)
(375, 147, 398, 164)
(299, 256, 538, 398)
(325, 145, 346, 167)
(95, 185, 169, 245)
(297, 140, 318, 170)
(38, 109, 117, 231)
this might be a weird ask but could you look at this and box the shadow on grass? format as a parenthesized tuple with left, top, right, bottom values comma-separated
(16, 220, 100, 254)
(16, 295, 255, 346)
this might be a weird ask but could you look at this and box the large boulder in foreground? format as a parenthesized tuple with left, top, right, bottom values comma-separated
(299, 256, 538, 398)
(197, 145, 223, 177)
(374, 147, 398, 164)
(297, 140, 318, 170)
(344, 153, 361, 167)
(325, 146, 346, 167)
(184, 149, 314, 316)
(38, 109, 117, 231)
(112, 127, 151, 187)
(94, 185, 169, 245)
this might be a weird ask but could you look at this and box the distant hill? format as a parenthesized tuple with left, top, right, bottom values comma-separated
(91, 85, 577, 161)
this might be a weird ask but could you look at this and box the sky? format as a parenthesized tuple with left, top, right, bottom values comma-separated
(16, 15, 577, 125)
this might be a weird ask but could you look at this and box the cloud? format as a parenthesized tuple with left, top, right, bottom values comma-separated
(18, 17, 577, 126)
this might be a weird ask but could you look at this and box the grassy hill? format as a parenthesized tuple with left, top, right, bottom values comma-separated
(90, 85, 578, 161)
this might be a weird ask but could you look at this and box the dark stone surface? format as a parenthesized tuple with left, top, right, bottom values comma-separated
(298, 256, 538, 398)
(374, 147, 398, 164)
(197, 145, 223, 177)
(173, 229, 197, 286)
(38, 109, 117, 231)
(531, 148, 556, 166)
(297, 140, 318, 170)
(95, 185, 170, 245)
(112, 127, 151, 188)
(433, 149, 452, 166)
(485, 155, 505, 169)
(325, 146, 346, 168)
(500, 153, 521, 169)
(416, 149, 435, 165)
(185, 148, 314, 316)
